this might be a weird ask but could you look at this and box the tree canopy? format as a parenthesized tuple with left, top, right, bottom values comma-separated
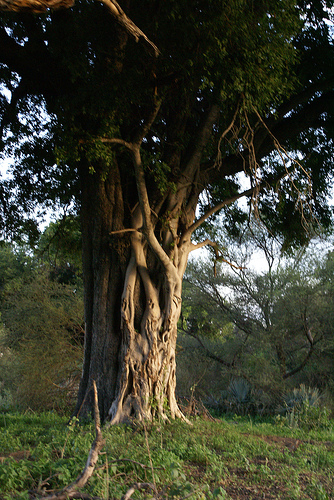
(0, 2, 333, 245)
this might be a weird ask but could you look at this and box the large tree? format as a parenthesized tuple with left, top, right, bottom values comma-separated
(0, 0, 334, 422)
(182, 231, 333, 395)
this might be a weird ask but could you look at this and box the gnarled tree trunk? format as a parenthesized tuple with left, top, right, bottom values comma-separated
(75, 156, 194, 423)
(73, 101, 227, 424)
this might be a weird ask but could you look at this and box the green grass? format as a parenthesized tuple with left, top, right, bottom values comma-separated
(0, 412, 333, 499)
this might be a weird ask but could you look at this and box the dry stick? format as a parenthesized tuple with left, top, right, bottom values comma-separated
(121, 482, 157, 500)
(40, 380, 105, 500)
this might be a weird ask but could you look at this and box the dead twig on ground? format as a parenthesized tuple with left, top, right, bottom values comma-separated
(121, 482, 157, 500)
(31, 380, 105, 500)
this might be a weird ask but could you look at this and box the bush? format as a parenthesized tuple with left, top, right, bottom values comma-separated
(1, 271, 83, 412)
(276, 385, 333, 430)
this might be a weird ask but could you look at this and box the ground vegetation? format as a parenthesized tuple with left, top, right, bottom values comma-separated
(0, 411, 333, 499)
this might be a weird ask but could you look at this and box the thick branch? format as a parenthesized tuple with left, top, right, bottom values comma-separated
(98, 137, 133, 150)
(131, 146, 178, 282)
(283, 344, 315, 379)
(170, 104, 221, 219)
(283, 324, 315, 380)
(98, 0, 159, 56)
(0, 0, 73, 10)
(185, 188, 254, 238)
(133, 99, 163, 147)
(257, 89, 334, 160)
(184, 104, 221, 177)
(0, 0, 159, 56)
(121, 483, 157, 500)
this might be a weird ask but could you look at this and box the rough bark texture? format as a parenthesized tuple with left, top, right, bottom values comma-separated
(75, 161, 126, 421)
(0, 0, 73, 10)
(72, 96, 223, 423)
(75, 159, 192, 423)
(1, 0, 331, 424)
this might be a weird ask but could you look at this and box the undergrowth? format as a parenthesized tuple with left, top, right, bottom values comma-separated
(0, 411, 333, 499)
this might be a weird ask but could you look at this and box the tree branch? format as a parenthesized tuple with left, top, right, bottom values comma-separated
(133, 99, 163, 146)
(98, 137, 133, 150)
(283, 344, 315, 379)
(182, 328, 234, 368)
(98, 0, 159, 56)
(132, 146, 177, 278)
(183, 104, 221, 179)
(169, 104, 221, 219)
(0, 0, 159, 56)
(121, 482, 157, 500)
(185, 187, 254, 238)
(0, 0, 74, 11)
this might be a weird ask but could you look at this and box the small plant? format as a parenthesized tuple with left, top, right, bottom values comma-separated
(279, 384, 321, 412)
(276, 385, 332, 430)
(212, 486, 229, 500)
(0, 388, 14, 411)
(307, 482, 330, 500)
(168, 462, 193, 498)
(224, 378, 254, 415)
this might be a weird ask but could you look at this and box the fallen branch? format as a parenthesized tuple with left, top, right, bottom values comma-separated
(33, 380, 105, 500)
(121, 482, 157, 500)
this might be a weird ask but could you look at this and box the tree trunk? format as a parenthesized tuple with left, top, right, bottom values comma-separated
(75, 159, 191, 423)
(74, 96, 219, 424)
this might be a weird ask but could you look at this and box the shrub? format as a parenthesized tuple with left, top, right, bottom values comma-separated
(1, 271, 83, 412)
(276, 384, 333, 430)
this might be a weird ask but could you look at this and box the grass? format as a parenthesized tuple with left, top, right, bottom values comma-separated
(0, 411, 333, 499)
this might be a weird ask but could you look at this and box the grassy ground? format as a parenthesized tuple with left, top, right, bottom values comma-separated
(0, 411, 333, 500)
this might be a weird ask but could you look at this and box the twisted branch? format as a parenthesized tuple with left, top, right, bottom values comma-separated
(0, 0, 159, 56)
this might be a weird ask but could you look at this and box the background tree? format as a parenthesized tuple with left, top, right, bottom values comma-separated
(181, 227, 334, 406)
(38, 215, 82, 283)
(0, 231, 84, 411)
(1, 1, 334, 422)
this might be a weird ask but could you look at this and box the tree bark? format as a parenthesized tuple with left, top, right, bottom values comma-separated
(75, 156, 192, 423)
(0, 0, 73, 10)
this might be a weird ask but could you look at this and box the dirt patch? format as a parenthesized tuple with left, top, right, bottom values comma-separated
(256, 434, 302, 452)
(223, 480, 286, 500)
(219, 465, 320, 499)
(244, 433, 333, 452)
(0, 450, 31, 463)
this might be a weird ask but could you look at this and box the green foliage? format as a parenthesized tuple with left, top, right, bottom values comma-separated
(275, 385, 333, 431)
(1, 0, 333, 248)
(225, 379, 254, 415)
(1, 0, 334, 423)
(0, 413, 333, 499)
(280, 384, 322, 412)
(181, 233, 334, 410)
(39, 217, 82, 270)
(0, 241, 84, 412)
